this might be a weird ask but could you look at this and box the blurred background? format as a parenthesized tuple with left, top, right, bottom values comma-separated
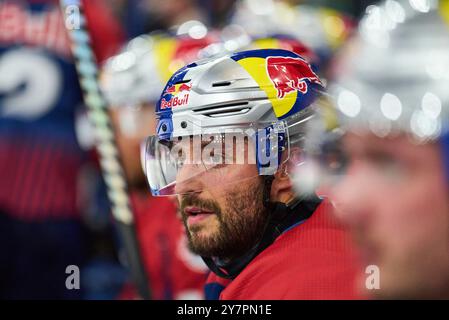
(0, 0, 380, 300)
(108, 0, 379, 39)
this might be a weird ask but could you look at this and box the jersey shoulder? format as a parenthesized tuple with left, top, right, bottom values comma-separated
(221, 201, 363, 299)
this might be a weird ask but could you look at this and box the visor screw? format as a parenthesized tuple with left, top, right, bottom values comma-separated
(161, 123, 167, 132)
(181, 121, 187, 129)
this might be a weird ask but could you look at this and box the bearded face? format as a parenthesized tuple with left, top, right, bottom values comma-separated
(178, 176, 269, 260)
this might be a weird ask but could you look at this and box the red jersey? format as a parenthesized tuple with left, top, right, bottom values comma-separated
(205, 200, 363, 300)
(121, 193, 208, 300)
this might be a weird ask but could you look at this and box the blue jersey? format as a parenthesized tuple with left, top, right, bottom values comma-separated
(0, 0, 123, 220)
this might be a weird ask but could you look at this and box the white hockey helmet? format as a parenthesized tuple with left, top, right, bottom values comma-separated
(143, 48, 327, 196)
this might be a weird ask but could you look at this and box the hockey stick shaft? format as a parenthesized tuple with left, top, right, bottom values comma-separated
(60, 0, 151, 300)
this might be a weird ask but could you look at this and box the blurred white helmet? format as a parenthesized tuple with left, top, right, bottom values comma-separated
(230, 1, 355, 65)
(302, 0, 449, 189)
(100, 31, 221, 108)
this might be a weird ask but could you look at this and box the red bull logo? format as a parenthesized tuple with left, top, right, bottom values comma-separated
(165, 83, 192, 95)
(161, 83, 192, 110)
(266, 56, 322, 99)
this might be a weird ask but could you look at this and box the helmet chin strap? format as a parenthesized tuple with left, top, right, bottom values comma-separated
(201, 175, 321, 280)
(441, 132, 449, 185)
(263, 175, 275, 210)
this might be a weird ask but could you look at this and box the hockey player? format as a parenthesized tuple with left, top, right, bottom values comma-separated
(306, 0, 449, 299)
(142, 48, 363, 299)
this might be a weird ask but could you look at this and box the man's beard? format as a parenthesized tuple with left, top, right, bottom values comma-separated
(179, 178, 269, 260)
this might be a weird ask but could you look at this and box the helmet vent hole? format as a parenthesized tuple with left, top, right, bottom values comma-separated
(212, 81, 232, 87)
(193, 102, 252, 118)
(174, 79, 191, 85)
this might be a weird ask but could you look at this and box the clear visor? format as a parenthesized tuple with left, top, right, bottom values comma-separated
(291, 99, 348, 197)
(143, 123, 289, 196)
(295, 127, 347, 197)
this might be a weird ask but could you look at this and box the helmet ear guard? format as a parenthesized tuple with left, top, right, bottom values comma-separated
(254, 121, 287, 176)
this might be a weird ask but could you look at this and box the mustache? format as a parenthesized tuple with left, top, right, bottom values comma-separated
(179, 194, 222, 217)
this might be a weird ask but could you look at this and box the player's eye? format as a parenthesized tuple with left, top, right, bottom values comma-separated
(364, 150, 405, 181)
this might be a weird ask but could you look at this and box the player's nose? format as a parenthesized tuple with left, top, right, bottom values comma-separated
(174, 164, 205, 195)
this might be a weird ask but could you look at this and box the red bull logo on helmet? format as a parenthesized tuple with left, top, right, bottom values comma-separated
(232, 49, 325, 119)
(266, 56, 322, 99)
(160, 83, 192, 110)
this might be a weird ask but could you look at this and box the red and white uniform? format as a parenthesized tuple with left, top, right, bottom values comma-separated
(205, 201, 363, 300)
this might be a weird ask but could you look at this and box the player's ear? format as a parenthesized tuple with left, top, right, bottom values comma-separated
(270, 147, 301, 203)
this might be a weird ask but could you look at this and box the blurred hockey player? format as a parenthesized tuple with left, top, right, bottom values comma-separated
(302, 0, 449, 299)
(0, 0, 123, 299)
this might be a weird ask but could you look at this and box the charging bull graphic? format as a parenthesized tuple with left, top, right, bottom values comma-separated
(266, 56, 322, 99)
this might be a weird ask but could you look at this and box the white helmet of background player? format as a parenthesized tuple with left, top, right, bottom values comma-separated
(301, 0, 449, 191)
(229, 1, 355, 66)
(293, 4, 355, 64)
(101, 31, 220, 109)
(230, 0, 298, 36)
